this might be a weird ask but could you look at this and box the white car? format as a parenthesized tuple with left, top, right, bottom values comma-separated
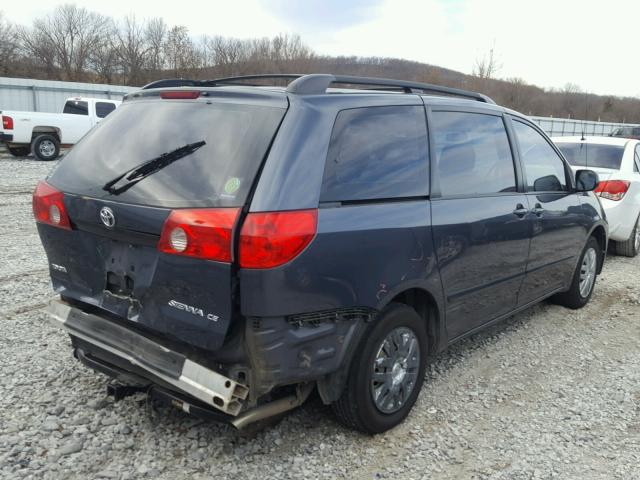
(0, 97, 120, 161)
(553, 136, 640, 257)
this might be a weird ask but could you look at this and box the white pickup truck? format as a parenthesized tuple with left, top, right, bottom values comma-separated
(0, 97, 120, 160)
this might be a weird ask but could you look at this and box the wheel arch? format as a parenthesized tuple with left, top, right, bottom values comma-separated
(380, 287, 444, 356)
(317, 284, 445, 405)
(31, 127, 61, 141)
(587, 223, 607, 273)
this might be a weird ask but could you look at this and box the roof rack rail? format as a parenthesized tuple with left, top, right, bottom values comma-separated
(204, 74, 304, 86)
(141, 74, 495, 104)
(286, 74, 495, 104)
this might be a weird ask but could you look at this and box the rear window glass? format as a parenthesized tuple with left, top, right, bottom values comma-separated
(320, 106, 428, 202)
(48, 100, 285, 208)
(431, 111, 516, 196)
(63, 100, 88, 115)
(556, 143, 625, 170)
(612, 127, 640, 137)
(95, 101, 116, 118)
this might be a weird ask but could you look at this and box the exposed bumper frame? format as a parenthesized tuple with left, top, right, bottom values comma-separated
(46, 299, 248, 416)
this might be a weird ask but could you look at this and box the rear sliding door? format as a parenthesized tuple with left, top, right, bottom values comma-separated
(429, 109, 530, 340)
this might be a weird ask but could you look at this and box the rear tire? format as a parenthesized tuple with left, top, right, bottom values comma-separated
(332, 303, 428, 434)
(552, 236, 601, 309)
(31, 134, 60, 161)
(7, 146, 30, 157)
(612, 214, 640, 257)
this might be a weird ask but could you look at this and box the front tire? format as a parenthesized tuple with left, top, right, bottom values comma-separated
(613, 214, 640, 258)
(31, 134, 60, 161)
(7, 146, 30, 157)
(552, 236, 601, 309)
(332, 303, 428, 434)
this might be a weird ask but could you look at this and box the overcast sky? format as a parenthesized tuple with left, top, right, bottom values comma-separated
(5, 0, 640, 97)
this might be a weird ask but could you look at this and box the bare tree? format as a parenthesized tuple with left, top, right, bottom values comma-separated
(89, 28, 118, 84)
(115, 15, 148, 85)
(202, 35, 250, 76)
(145, 17, 167, 72)
(560, 82, 583, 118)
(0, 12, 20, 75)
(19, 4, 111, 81)
(164, 25, 199, 77)
(473, 45, 501, 80)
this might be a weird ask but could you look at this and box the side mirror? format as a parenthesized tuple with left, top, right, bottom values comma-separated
(533, 174, 562, 192)
(575, 169, 599, 192)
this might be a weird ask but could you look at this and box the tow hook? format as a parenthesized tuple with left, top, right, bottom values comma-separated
(106, 382, 148, 402)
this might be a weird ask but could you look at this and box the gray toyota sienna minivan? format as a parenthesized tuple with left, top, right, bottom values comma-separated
(34, 74, 607, 433)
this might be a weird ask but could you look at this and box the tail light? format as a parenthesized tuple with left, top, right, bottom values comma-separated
(2, 115, 13, 130)
(160, 91, 201, 100)
(32, 181, 71, 230)
(239, 210, 317, 269)
(595, 180, 630, 201)
(158, 208, 240, 262)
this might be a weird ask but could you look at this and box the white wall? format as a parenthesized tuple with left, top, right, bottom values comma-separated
(0, 77, 137, 113)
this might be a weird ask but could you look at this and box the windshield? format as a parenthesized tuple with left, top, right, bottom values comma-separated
(48, 99, 285, 208)
(556, 143, 625, 170)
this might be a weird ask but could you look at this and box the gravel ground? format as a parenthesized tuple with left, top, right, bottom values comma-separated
(0, 145, 639, 480)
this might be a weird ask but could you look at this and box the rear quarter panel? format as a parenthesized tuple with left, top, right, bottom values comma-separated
(239, 201, 443, 318)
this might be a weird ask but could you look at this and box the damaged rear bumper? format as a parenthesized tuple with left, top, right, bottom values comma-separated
(46, 299, 248, 416)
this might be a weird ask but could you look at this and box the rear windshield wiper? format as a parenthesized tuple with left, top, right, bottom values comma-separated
(102, 140, 206, 195)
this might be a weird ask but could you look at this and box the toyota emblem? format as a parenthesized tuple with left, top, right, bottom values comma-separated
(100, 206, 116, 228)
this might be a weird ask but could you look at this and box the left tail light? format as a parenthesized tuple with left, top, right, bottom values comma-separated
(158, 208, 240, 262)
(2, 115, 13, 130)
(32, 181, 71, 230)
(595, 180, 630, 201)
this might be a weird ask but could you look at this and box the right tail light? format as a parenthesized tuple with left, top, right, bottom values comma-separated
(239, 210, 318, 269)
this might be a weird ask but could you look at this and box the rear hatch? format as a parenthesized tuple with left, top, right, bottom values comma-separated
(36, 90, 287, 351)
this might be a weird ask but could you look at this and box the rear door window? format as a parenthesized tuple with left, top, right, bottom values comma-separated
(320, 106, 428, 202)
(48, 99, 286, 208)
(95, 102, 117, 118)
(635, 145, 640, 173)
(513, 120, 568, 192)
(431, 111, 516, 197)
(63, 100, 89, 115)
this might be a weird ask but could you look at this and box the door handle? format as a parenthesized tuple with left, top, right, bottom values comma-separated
(532, 203, 545, 216)
(513, 204, 528, 218)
